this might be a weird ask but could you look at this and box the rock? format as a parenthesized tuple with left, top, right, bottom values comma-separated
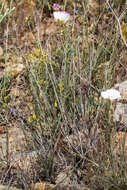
(114, 102, 127, 126)
(34, 182, 55, 190)
(4, 63, 25, 78)
(115, 80, 127, 100)
(0, 184, 21, 190)
(114, 80, 127, 125)
(0, 46, 3, 56)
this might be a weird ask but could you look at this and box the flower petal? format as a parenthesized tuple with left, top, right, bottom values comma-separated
(101, 89, 121, 100)
(53, 11, 70, 23)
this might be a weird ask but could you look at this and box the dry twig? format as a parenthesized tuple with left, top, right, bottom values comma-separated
(106, 0, 127, 48)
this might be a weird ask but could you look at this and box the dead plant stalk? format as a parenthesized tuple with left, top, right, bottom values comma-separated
(106, 0, 127, 48)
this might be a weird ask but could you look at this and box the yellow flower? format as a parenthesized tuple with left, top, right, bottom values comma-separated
(58, 82, 64, 87)
(59, 87, 64, 93)
(54, 101, 57, 108)
(39, 79, 44, 85)
(32, 114, 37, 120)
(58, 112, 61, 117)
(35, 49, 41, 53)
(28, 114, 37, 123)
(42, 51, 47, 57)
(39, 58, 44, 62)
(29, 54, 34, 59)
(89, 24, 94, 32)
(28, 116, 33, 123)
(58, 82, 64, 93)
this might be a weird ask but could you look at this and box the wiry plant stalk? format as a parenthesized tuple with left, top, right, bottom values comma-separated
(106, 0, 127, 48)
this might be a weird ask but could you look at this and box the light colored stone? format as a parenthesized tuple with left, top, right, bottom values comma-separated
(115, 80, 127, 100)
(34, 182, 55, 190)
(114, 80, 127, 125)
(0, 46, 3, 56)
(114, 102, 127, 125)
(4, 63, 25, 78)
(0, 184, 21, 190)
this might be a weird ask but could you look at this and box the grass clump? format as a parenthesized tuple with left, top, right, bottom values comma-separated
(26, 10, 116, 188)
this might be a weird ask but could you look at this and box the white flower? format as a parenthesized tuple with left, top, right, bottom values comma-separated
(53, 11, 70, 23)
(101, 89, 121, 100)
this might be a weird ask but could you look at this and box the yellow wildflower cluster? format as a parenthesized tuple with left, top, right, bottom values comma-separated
(26, 49, 49, 64)
(28, 114, 37, 123)
(58, 81, 64, 93)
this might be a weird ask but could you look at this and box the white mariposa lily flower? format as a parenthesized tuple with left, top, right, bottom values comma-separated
(53, 11, 70, 23)
(101, 89, 121, 100)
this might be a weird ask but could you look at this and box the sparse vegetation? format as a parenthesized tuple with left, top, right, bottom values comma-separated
(0, 0, 127, 190)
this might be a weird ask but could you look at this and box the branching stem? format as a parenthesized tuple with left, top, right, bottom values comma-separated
(106, 0, 127, 48)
